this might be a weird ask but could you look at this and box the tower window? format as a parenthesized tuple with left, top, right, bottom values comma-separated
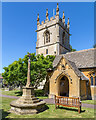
(62, 32, 65, 45)
(44, 30, 50, 44)
(54, 51, 56, 54)
(46, 49, 48, 54)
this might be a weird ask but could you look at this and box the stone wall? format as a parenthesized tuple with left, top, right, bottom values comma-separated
(36, 14, 70, 56)
(49, 57, 80, 99)
(36, 43, 57, 56)
(81, 68, 96, 100)
(80, 80, 87, 100)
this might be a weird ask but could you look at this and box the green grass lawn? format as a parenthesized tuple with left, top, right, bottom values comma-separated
(0, 97, 95, 119)
(1, 89, 96, 104)
(82, 100, 96, 105)
(1, 89, 21, 96)
(1, 89, 96, 105)
(1, 89, 48, 99)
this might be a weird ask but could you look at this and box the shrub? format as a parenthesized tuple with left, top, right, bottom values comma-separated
(34, 89, 44, 96)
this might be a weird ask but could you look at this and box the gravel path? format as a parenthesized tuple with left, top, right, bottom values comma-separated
(0, 94, 19, 99)
(0, 94, 96, 109)
(43, 98, 96, 109)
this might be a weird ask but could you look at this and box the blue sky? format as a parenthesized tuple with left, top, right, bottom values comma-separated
(2, 2, 94, 73)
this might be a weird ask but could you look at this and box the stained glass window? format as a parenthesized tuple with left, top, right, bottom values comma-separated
(93, 73, 95, 76)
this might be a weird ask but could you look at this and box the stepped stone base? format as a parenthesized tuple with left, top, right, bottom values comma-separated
(10, 100, 46, 115)
(10, 86, 46, 115)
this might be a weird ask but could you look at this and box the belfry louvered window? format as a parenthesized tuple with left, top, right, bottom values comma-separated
(62, 32, 65, 45)
(44, 30, 50, 44)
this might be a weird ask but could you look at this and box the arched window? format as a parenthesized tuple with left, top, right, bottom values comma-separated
(44, 30, 50, 44)
(62, 32, 65, 45)
(89, 72, 96, 86)
(91, 76, 93, 85)
(46, 49, 48, 54)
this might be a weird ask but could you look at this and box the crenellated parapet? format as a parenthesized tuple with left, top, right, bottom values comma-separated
(36, 3, 70, 33)
(36, 3, 71, 56)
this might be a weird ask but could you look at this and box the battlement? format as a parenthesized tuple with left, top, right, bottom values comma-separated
(36, 3, 71, 56)
(36, 3, 70, 33)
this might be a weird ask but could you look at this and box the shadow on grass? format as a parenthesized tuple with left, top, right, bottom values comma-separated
(57, 106, 85, 113)
(38, 104, 49, 113)
(0, 105, 49, 119)
(15, 91, 22, 96)
(0, 109, 10, 119)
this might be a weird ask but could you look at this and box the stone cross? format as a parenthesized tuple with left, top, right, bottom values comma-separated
(26, 53, 32, 87)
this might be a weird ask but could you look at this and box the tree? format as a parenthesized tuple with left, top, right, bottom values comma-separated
(93, 44, 96, 48)
(70, 45, 76, 52)
(2, 53, 55, 88)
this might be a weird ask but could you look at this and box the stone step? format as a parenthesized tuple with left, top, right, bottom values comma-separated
(20, 98, 40, 104)
(32, 99, 40, 103)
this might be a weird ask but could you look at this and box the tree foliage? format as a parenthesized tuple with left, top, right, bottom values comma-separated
(93, 44, 96, 48)
(2, 53, 55, 88)
(70, 45, 76, 52)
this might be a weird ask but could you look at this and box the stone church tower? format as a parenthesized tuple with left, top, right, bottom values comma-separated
(36, 3, 71, 56)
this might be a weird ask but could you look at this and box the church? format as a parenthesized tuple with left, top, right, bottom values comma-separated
(36, 3, 96, 100)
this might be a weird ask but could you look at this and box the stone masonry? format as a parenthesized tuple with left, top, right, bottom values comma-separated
(36, 3, 71, 56)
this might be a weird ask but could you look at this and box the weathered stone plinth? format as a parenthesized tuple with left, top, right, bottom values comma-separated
(10, 87, 46, 115)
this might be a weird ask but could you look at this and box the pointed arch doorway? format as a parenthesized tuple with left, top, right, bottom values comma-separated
(59, 76, 69, 97)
